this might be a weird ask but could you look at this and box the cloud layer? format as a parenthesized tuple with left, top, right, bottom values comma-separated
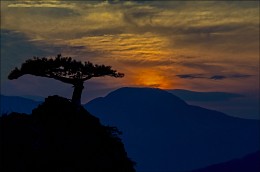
(176, 74, 252, 80)
(1, 0, 259, 95)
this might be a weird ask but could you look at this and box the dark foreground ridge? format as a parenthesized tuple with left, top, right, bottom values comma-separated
(0, 95, 135, 172)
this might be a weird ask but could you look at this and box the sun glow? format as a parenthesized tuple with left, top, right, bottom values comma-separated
(134, 69, 172, 89)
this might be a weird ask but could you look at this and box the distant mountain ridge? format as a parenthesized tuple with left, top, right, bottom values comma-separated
(167, 89, 243, 102)
(0, 88, 250, 117)
(167, 89, 259, 119)
(1, 95, 42, 114)
(85, 87, 260, 172)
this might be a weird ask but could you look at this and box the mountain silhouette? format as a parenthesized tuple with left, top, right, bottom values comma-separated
(85, 87, 260, 172)
(1, 95, 41, 115)
(0, 95, 135, 172)
(167, 89, 243, 102)
(190, 150, 260, 172)
(166, 89, 259, 119)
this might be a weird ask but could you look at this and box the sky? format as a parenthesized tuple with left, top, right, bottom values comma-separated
(1, 0, 259, 118)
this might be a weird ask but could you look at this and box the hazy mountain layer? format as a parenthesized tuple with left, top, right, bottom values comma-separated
(86, 87, 260, 171)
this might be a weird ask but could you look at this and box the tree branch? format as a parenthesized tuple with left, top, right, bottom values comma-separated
(48, 73, 76, 84)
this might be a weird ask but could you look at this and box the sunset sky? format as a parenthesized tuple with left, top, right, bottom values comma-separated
(1, 0, 259, 118)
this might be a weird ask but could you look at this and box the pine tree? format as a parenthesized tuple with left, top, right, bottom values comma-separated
(8, 54, 124, 105)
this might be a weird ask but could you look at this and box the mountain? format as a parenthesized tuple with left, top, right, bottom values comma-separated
(166, 89, 259, 119)
(85, 87, 260, 172)
(167, 89, 243, 102)
(20, 95, 45, 102)
(0, 95, 135, 172)
(190, 151, 260, 172)
(1, 95, 41, 115)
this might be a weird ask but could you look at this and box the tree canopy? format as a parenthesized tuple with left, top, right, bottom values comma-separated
(8, 54, 124, 84)
(8, 54, 124, 105)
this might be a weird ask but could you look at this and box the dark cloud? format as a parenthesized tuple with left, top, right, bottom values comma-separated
(210, 75, 226, 80)
(176, 73, 252, 80)
(119, 59, 175, 67)
(7, 4, 80, 18)
(106, 0, 148, 4)
(210, 74, 252, 80)
(176, 74, 205, 79)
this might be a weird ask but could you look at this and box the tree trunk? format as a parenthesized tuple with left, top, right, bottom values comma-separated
(72, 81, 84, 106)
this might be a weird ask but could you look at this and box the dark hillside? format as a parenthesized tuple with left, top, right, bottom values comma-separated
(0, 95, 135, 172)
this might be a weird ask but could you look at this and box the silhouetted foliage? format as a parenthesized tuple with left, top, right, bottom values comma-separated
(0, 96, 135, 172)
(8, 54, 124, 105)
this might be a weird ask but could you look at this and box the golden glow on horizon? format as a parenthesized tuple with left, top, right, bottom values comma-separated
(133, 69, 172, 89)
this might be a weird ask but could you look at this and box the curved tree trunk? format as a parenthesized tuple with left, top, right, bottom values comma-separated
(72, 80, 84, 106)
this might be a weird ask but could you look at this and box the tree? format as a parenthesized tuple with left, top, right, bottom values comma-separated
(8, 54, 124, 105)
